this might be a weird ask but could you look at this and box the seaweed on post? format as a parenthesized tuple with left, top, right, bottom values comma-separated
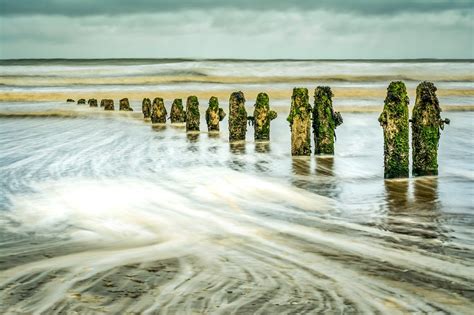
(411, 81, 450, 176)
(378, 81, 409, 178)
(287, 88, 311, 156)
(228, 91, 247, 142)
(312, 86, 343, 155)
(205, 96, 226, 132)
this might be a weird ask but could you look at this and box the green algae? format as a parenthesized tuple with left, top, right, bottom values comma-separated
(170, 98, 186, 123)
(186, 96, 200, 131)
(412, 81, 449, 176)
(142, 98, 151, 119)
(228, 91, 247, 142)
(205, 96, 226, 132)
(312, 86, 343, 155)
(288, 88, 311, 156)
(248, 92, 277, 141)
(151, 97, 167, 123)
(378, 81, 409, 178)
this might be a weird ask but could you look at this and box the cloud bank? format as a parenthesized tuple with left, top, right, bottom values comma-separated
(0, 0, 472, 58)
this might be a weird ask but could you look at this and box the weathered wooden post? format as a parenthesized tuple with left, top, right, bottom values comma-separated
(170, 98, 186, 123)
(151, 97, 167, 124)
(312, 86, 343, 155)
(287, 88, 311, 156)
(88, 98, 98, 107)
(205, 96, 226, 132)
(102, 99, 114, 111)
(119, 98, 133, 111)
(411, 81, 450, 176)
(142, 98, 151, 119)
(228, 91, 247, 142)
(77, 99, 86, 105)
(248, 92, 277, 141)
(378, 81, 409, 178)
(186, 96, 200, 132)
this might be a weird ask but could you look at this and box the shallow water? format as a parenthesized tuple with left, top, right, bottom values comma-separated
(0, 104, 473, 313)
(1, 59, 473, 109)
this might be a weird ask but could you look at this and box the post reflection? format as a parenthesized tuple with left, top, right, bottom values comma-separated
(291, 157, 311, 190)
(186, 133, 200, 153)
(384, 177, 444, 241)
(315, 157, 338, 198)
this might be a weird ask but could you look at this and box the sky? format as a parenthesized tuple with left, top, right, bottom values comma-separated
(0, 0, 473, 59)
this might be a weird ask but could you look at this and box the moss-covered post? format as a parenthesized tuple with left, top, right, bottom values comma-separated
(185, 96, 200, 132)
(100, 99, 105, 107)
(170, 98, 186, 123)
(411, 81, 450, 176)
(312, 86, 343, 155)
(102, 99, 114, 111)
(88, 98, 98, 107)
(77, 99, 86, 105)
(287, 88, 311, 156)
(248, 92, 277, 141)
(378, 81, 409, 178)
(142, 98, 151, 119)
(119, 98, 133, 111)
(151, 97, 167, 124)
(228, 91, 247, 142)
(205, 96, 226, 132)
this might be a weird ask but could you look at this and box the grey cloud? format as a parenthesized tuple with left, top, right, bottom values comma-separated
(1, 0, 473, 16)
(0, 9, 472, 59)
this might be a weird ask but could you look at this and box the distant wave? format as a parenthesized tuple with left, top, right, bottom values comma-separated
(0, 58, 473, 66)
(1, 74, 473, 87)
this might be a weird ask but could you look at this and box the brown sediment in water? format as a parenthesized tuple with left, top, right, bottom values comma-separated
(0, 88, 472, 103)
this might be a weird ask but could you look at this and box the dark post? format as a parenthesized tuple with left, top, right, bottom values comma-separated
(186, 96, 200, 132)
(88, 98, 98, 107)
(102, 99, 114, 111)
(248, 92, 277, 141)
(119, 98, 133, 111)
(412, 81, 450, 176)
(151, 97, 167, 124)
(312, 86, 343, 155)
(228, 91, 247, 142)
(142, 98, 151, 119)
(77, 99, 86, 105)
(378, 81, 409, 178)
(205, 96, 226, 132)
(170, 98, 186, 123)
(287, 88, 311, 156)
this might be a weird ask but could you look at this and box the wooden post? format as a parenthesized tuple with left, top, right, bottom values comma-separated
(228, 91, 247, 142)
(205, 96, 226, 132)
(186, 96, 200, 132)
(151, 97, 167, 123)
(170, 98, 186, 123)
(378, 81, 409, 178)
(102, 99, 114, 111)
(287, 88, 311, 156)
(248, 92, 277, 141)
(119, 98, 133, 111)
(411, 81, 450, 176)
(77, 99, 86, 105)
(88, 99, 98, 107)
(142, 98, 151, 119)
(313, 86, 343, 155)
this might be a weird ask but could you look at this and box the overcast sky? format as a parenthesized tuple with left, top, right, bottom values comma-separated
(0, 0, 472, 59)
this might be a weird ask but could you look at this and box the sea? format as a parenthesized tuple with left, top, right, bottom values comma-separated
(0, 59, 473, 314)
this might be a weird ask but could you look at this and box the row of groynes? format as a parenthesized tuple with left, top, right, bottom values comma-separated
(68, 81, 449, 178)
